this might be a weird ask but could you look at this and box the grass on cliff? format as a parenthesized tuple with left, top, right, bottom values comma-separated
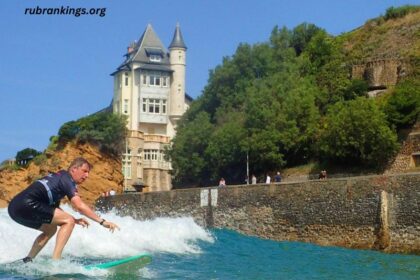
(0, 163, 22, 172)
(340, 6, 420, 60)
(281, 161, 379, 179)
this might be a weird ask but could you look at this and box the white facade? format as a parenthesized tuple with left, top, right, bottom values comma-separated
(112, 24, 190, 192)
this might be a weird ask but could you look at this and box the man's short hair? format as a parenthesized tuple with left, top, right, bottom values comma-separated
(68, 157, 93, 171)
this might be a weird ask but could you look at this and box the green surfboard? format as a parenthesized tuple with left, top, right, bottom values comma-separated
(84, 253, 152, 273)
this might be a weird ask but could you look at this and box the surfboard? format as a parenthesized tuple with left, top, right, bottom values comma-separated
(84, 253, 152, 273)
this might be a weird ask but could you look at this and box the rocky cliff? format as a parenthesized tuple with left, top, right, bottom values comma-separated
(0, 141, 123, 208)
(345, 9, 419, 94)
(342, 9, 420, 61)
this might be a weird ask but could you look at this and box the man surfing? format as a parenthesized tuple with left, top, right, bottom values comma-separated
(8, 157, 120, 262)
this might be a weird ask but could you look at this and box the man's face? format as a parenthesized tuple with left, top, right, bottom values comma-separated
(70, 163, 90, 184)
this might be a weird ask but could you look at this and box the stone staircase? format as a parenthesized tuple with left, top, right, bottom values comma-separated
(384, 121, 420, 174)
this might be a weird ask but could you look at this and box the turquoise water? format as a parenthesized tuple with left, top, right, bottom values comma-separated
(0, 207, 419, 279)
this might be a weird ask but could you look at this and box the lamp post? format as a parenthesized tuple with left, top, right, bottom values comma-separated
(246, 150, 249, 184)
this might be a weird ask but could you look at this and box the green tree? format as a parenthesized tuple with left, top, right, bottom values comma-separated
(244, 73, 296, 173)
(205, 112, 248, 183)
(269, 26, 298, 72)
(169, 112, 214, 187)
(195, 42, 274, 123)
(301, 30, 367, 113)
(16, 148, 41, 166)
(341, 79, 369, 101)
(291, 22, 323, 55)
(282, 76, 321, 164)
(318, 98, 398, 167)
(383, 78, 420, 130)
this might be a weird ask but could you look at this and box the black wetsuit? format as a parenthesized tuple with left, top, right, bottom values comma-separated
(8, 170, 78, 229)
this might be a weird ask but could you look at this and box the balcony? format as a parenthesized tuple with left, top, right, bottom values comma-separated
(144, 134, 170, 143)
(143, 160, 171, 170)
(128, 130, 144, 139)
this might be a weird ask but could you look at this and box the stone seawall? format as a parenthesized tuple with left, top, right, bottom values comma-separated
(96, 173, 420, 254)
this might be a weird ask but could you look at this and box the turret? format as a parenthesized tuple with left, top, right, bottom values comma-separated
(169, 23, 187, 118)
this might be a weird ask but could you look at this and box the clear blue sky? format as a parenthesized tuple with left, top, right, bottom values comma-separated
(0, 0, 416, 161)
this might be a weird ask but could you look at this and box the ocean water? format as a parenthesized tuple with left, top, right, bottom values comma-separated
(0, 206, 419, 280)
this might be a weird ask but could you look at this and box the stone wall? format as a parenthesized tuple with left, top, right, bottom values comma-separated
(385, 121, 420, 173)
(351, 58, 410, 89)
(96, 173, 420, 254)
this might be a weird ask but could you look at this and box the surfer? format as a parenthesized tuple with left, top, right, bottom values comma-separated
(8, 157, 120, 262)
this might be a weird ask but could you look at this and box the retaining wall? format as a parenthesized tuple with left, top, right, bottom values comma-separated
(96, 172, 420, 254)
(351, 58, 411, 88)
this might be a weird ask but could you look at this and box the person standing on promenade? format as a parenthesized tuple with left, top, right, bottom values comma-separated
(274, 171, 282, 183)
(8, 157, 120, 262)
(265, 174, 271, 184)
(251, 174, 257, 184)
(318, 170, 327, 179)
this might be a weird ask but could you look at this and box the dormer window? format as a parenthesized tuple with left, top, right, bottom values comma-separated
(145, 48, 164, 63)
(150, 54, 161, 62)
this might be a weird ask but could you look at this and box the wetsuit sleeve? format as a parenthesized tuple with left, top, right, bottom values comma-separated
(60, 173, 78, 200)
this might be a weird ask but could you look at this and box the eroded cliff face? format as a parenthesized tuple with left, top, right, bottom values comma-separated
(0, 141, 123, 208)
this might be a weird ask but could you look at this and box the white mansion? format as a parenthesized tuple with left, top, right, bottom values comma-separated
(111, 24, 192, 192)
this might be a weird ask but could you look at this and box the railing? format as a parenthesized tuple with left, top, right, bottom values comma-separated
(143, 160, 171, 169)
(128, 130, 144, 139)
(144, 134, 170, 143)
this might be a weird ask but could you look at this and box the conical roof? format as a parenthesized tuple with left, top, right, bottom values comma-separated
(129, 24, 170, 63)
(169, 23, 187, 49)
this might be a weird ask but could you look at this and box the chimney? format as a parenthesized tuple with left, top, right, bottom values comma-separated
(127, 41, 137, 54)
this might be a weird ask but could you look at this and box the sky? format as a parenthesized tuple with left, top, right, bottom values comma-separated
(0, 0, 417, 161)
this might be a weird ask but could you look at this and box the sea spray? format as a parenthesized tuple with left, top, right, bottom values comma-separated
(0, 205, 214, 262)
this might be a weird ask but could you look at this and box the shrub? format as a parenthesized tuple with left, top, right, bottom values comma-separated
(16, 148, 41, 166)
(32, 154, 47, 166)
(318, 98, 399, 167)
(58, 121, 79, 142)
(383, 78, 420, 130)
(0, 162, 21, 171)
(57, 112, 127, 156)
(384, 5, 420, 21)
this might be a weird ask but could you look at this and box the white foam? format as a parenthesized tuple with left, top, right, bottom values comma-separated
(0, 205, 214, 264)
(5, 258, 108, 277)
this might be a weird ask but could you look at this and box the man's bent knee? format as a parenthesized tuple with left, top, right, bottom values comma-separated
(52, 209, 76, 228)
(40, 224, 58, 237)
(61, 216, 76, 228)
